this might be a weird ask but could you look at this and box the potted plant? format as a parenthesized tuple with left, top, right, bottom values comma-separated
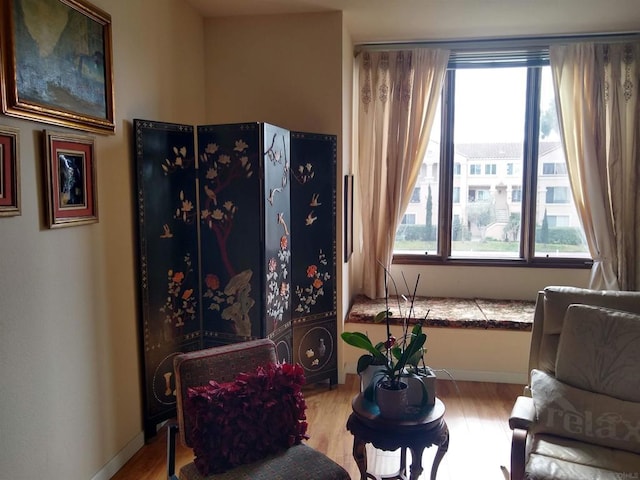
(341, 270, 430, 418)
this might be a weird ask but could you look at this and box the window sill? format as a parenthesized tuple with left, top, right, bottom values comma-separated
(393, 254, 593, 269)
(347, 295, 535, 332)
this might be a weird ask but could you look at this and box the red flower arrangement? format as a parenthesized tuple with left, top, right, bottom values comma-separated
(185, 362, 309, 475)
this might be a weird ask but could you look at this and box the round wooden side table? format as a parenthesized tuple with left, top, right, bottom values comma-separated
(346, 394, 449, 480)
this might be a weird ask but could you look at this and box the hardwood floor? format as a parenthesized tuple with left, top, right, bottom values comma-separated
(111, 374, 523, 480)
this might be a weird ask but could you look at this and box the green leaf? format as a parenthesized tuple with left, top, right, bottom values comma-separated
(390, 345, 402, 362)
(356, 354, 374, 374)
(396, 333, 426, 371)
(341, 332, 385, 360)
(373, 310, 392, 323)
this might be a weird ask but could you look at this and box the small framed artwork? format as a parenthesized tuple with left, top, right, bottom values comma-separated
(0, 0, 115, 134)
(344, 174, 354, 262)
(43, 130, 97, 228)
(0, 125, 20, 217)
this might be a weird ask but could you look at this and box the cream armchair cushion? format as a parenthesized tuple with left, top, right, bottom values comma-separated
(535, 287, 640, 375)
(555, 304, 640, 403)
(530, 369, 640, 454)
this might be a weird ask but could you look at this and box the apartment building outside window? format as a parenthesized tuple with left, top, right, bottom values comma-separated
(410, 187, 421, 203)
(542, 162, 568, 175)
(546, 186, 570, 204)
(511, 187, 522, 203)
(394, 53, 589, 265)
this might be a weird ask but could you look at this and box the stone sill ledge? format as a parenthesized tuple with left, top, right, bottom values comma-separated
(347, 295, 535, 332)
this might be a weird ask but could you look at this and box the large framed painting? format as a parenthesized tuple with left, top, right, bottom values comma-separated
(0, 0, 115, 134)
(0, 125, 20, 217)
(43, 129, 98, 228)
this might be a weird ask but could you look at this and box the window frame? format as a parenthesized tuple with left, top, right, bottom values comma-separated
(393, 56, 592, 269)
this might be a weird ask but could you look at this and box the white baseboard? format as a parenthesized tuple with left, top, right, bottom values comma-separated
(91, 431, 145, 480)
(430, 368, 528, 385)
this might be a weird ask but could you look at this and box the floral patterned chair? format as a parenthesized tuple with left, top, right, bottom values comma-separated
(509, 286, 640, 479)
(167, 338, 350, 480)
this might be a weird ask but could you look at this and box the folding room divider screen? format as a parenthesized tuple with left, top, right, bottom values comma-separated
(133, 120, 338, 439)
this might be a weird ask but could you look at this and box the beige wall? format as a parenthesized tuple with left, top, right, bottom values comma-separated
(203, 12, 343, 134)
(0, 1, 205, 478)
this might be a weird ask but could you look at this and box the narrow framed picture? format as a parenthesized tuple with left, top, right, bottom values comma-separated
(344, 174, 354, 262)
(0, 0, 115, 134)
(0, 125, 20, 217)
(43, 129, 97, 228)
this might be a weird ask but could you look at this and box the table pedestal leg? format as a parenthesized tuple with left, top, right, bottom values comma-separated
(353, 436, 373, 480)
(408, 447, 425, 480)
(430, 423, 450, 480)
(399, 446, 407, 476)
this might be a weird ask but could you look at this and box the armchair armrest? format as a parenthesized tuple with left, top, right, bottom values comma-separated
(509, 396, 535, 480)
(509, 395, 535, 431)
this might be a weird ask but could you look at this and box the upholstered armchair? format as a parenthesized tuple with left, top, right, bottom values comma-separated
(509, 286, 640, 479)
(167, 338, 350, 480)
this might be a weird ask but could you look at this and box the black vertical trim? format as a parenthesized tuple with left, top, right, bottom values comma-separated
(522, 67, 543, 260)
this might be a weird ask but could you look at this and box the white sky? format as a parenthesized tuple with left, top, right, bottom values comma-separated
(430, 65, 558, 143)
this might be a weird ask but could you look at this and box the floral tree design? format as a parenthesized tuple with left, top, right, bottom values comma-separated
(294, 250, 330, 314)
(155, 145, 197, 238)
(160, 145, 193, 174)
(262, 133, 292, 332)
(160, 254, 197, 330)
(199, 140, 253, 277)
(292, 162, 315, 185)
(197, 137, 258, 335)
(264, 133, 289, 191)
(174, 189, 196, 225)
(266, 234, 291, 331)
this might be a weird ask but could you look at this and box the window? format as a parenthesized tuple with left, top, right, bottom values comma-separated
(410, 187, 421, 203)
(394, 51, 589, 264)
(511, 187, 522, 203)
(547, 215, 569, 227)
(469, 188, 490, 202)
(506, 163, 514, 175)
(545, 186, 569, 204)
(542, 162, 568, 175)
(401, 214, 416, 224)
(453, 186, 460, 203)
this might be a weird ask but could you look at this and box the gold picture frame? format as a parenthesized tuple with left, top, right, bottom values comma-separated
(0, 125, 20, 217)
(43, 129, 98, 228)
(0, 0, 115, 134)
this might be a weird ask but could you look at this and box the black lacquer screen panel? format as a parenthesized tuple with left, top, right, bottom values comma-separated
(134, 120, 202, 438)
(134, 120, 336, 438)
(196, 123, 292, 350)
(290, 132, 338, 385)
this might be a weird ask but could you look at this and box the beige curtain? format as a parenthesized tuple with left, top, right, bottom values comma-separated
(550, 42, 640, 290)
(356, 48, 449, 298)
